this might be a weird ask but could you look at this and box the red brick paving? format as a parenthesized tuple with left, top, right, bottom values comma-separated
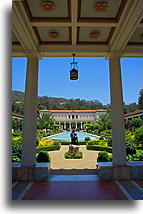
(23, 181, 127, 200)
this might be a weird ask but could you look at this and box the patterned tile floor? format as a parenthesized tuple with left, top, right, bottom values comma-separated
(12, 175, 143, 200)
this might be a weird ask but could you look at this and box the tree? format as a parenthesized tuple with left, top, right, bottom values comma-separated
(138, 89, 143, 109)
(95, 113, 111, 131)
(124, 102, 138, 114)
(134, 126, 143, 146)
(130, 118, 143, 130)
(12, 118, 23, 131)
(37, 113, 55, 130)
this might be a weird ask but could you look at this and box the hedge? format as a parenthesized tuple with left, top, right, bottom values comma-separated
(36, 144, 61, 153)
(64, 151, 83, 159)
(87, 140, 108, 146)
(86, 144, 112, 153)
(59, 141, 88, 145)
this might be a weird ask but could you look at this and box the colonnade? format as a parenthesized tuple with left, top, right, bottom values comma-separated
(57, 121, 83, 130)
(21, 52, 127, 167)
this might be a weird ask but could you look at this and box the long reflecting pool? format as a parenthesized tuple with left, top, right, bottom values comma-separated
(47, 131, 100, 141)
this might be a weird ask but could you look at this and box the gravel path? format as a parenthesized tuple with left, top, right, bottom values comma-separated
(48, 145, 99, 170)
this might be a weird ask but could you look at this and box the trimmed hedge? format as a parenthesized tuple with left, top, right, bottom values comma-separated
(97, 151, 109, 162)
(59, 141, 88, 145)
(36, 151, 51, 163)
(97, 151, 113, 162)
(36, 142, 61, 153)
(64, 151, 83, 159)
(87, 140, 108, 146)
(86, 144, 112, 153)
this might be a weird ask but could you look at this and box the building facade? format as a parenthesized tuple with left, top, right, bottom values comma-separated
(124, 109, 143, 121)
(39, 109, 107, 130)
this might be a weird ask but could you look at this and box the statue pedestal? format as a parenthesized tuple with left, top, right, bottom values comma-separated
(68, 144, 79, 156)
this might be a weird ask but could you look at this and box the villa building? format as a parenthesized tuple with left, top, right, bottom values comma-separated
(124, 109, 143, 121)
(12, 112, 23, 120)
(39, 109, 107, 129)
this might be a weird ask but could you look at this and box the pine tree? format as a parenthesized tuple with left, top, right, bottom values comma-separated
(138, 89, 143, 109)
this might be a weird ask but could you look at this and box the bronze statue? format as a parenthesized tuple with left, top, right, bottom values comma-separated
(70, 128, 78, 145)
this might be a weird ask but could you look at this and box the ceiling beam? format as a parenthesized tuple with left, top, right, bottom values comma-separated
(30, 22, 117, 27)
(12, 1, 39, 51)
(109, 0, 142, 51)
(71, 0, 78, 46)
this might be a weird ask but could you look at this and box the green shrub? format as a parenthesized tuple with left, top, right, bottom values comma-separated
(12, 131, 22, 137)
(60, 141, 87, 145)
(86, 140, 108, 146)
(134, 126, 143, 146)
(126, 139, 136, 155)
(12, 155, 21, 162)
(53, 141, 61, 145)
(126, 152, 143, 161)
(76, 128, 80, 131)
(36, 151, 50, 163)
(97, 151, 109, 162)
(108, 154, 112, 161)
(64, 151, 83, 159)
(84, 137, 90, 141)
(91, 130, 99, 135)
(85, 137, 90, 141)
(100, 132, 111, 138)
(86, 144, 112, 153)
(108, 138, 112, 147)
(12, 141, 22, 159)
(99, 136, 104, 140)
(137, 145, 143, 150)
(36, 144, 61, 153)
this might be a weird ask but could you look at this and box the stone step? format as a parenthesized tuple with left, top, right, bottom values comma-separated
(48, 174, 100, 181)
(50, 168, 97, 175)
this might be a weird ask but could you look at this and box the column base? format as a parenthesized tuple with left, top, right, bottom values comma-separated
(97, 161, 143, 180)
(12, 162, 50, 181)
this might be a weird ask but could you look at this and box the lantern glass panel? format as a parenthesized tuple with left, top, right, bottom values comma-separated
(70, 68, 78, 80)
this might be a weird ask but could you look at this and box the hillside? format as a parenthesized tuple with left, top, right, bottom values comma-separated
(12, 90, 105, 114)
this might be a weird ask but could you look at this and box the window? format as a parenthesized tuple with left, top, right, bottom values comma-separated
(72, 115, 75, 119)
(76, 115, 78, 119)
(69, 115, 70, 119)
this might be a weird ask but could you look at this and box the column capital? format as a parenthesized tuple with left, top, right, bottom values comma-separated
(105, 51, 122, 60)
(25, 50, 42, 60)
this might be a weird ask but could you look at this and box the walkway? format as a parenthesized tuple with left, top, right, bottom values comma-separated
(48, 145, 99, 170)
(12, 179, 143, 200)
(12, 146, 143, 200)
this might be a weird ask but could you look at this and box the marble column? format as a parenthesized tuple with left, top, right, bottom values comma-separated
(21, 53, 40, 166)
(109, 53, 127, 165)
(80, 122, 82, 129)
(69, 122, 71, 130)
(64, 122, 66, 130)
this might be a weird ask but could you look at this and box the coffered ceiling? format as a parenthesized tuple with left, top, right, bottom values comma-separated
(12, 0, 143, 57)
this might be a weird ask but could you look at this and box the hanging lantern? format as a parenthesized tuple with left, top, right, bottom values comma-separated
(70, 54, 78, 80)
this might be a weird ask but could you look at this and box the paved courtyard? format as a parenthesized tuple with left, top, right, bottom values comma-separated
(48, 145, 99, 170)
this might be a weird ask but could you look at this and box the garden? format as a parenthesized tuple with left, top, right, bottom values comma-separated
(12, 112, 143, 163)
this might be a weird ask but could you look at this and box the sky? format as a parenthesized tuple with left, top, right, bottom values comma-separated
(12, 57, 143, 105)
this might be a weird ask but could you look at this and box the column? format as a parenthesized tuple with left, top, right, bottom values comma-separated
(64, 122, 66, 130)
(69, 122, 71, 130)
(109, 53, 126, 165)
(80, 122, 82, 129)
(75, 122, 77, 129)
(21, 53, 40, 166)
